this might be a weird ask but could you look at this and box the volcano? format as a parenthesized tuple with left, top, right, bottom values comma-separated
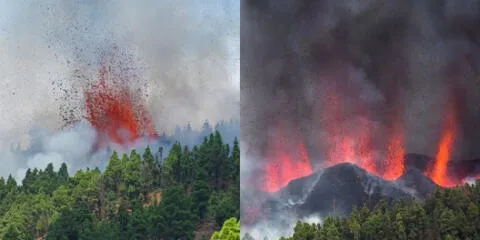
(241, 1, 480, 237)
(244, 153, 480, 227)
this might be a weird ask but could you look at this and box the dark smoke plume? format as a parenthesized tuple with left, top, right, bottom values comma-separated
(242, 0, 480, 173)
(241, 1, 480, 238)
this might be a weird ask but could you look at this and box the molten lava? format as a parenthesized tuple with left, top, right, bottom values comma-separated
(383, 119, 405, 180)
(262, 126, 312, 193)
(322, 92, 360, 167)
(258, 80, 477, 194)
(321, 91, 405, 180)
(260, 86, 408, 193)
(426, 103, 457, 187)
(84, 65, 157, 148)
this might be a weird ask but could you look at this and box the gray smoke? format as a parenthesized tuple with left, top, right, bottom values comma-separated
(0, 0, 239, 180)
(241, 0, 480, 238)
(0, 120, 105, 181)
(1, 119, 240, 182)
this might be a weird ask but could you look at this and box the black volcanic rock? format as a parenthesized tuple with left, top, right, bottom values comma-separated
(395, 168, 439, 199)
(270, 170, 322, 204)
(261, 163, 415, 221)
(296, 163, 412, 217)
(251, 156, 479, 227)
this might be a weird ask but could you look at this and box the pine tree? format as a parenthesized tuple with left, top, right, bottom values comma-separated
(211, 217, 240, 240)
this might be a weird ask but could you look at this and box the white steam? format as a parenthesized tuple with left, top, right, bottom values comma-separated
(0, 120, 99, 181)
(244, 214, 323, 240)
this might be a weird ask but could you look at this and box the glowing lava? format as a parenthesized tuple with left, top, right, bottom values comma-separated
(321, 91, 405, 180)
(84, 65, 157, 148)
(383, 119, 405, 180)
(258, 84, 474, 193)
(426, 103, 457, 187)
(322, 93, 361, 167)
(262, 126, 312, 193)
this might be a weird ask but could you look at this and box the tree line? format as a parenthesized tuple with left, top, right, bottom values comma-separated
(276, 180, 480, 240)
(0, 131, 240, 240)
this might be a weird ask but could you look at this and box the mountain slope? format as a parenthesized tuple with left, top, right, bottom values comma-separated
(259, 162, 441, 224)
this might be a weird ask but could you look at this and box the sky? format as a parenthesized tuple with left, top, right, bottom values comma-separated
(0, 0, 240, 146)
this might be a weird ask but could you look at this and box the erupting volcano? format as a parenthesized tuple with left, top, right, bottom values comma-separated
(318, 89, 406, 181)
(242, 1, 480, 238)
(260, 88, 475, 192)
(82, 50, 158, 149)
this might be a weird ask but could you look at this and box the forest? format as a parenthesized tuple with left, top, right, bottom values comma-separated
(273, 180, 480, 240)
(0, 131, 240, 240)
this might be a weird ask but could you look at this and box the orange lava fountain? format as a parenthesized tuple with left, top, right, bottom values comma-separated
(383, 119, 405, 180)
(261, 125, 312, 193)
(321, 91, 405, 180)
(257, 82, 477, 193)
(425, 103, 457, 187)
(84, 65, 157, 149)
(260, 89, 408, 193)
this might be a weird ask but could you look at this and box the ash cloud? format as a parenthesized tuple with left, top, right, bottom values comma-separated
(0, 1, 239, 179)
(242, 0, 480, 172)
(242, 0, 479, 238)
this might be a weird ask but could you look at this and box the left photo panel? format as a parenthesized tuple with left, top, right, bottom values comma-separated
(0, 1, 239, 239)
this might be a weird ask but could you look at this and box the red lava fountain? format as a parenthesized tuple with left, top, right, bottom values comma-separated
(426, 103, 457, 187)
(84, 65, 157, 149)
(260, 87, 410, 193)
(262, 126, 312, 193)
(258, 83, 475, 194)
(383, 119, 406, 180)
(321, 91, 406, 180)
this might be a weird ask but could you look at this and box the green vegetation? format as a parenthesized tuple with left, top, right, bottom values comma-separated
(281, 181, 480, 240)
(211, 217, 240, 240)
(0, 131, 240, 240)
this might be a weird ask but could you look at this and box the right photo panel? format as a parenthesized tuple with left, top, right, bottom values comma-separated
(241, 1, 480, 239)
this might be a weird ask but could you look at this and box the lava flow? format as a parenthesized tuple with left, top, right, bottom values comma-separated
(84, 64, 157, 149)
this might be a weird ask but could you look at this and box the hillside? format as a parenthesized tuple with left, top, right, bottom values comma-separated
(247, 161, 479, 240)
(0, 131, 240, 240)
(242, 157, 480, 239)
(278, 180, 480, 240)
(246, 162, 438, 229)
